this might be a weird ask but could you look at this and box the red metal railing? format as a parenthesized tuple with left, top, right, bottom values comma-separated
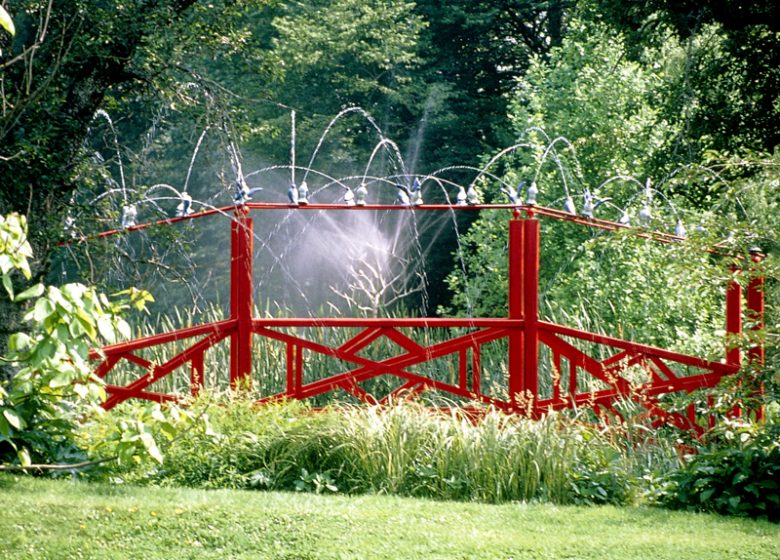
(88, 203, 765, 432)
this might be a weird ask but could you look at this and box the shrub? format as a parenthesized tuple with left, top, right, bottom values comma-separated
(84, 395, 674, 506)
(661, 420, 780, 521)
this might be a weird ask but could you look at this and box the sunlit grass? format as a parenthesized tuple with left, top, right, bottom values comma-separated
(1, 475, 778, 560)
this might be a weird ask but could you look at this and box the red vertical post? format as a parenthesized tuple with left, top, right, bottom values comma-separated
(507, 218, 525, 407)
(191, 351, 204, 397)
(230, 207, 254, 389)
(746, 250, 765, 421)
(725, 269, 742, 367)
(522, 218, 540, 417)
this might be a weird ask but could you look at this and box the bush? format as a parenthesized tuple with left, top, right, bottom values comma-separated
(661, 420, 780, 521)
(83, 395, 673, 506)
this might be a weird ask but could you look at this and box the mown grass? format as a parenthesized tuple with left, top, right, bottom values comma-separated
(1, 475, 778, 560)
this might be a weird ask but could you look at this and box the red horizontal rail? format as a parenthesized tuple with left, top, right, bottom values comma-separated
(91, 319, 236, 359)
(252, 317, 523, 328)
(539, 321, 738, 375)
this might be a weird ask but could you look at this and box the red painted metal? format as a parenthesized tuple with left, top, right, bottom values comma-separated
(522, 217, 540, 414)
(747, 252, 766, 421)
(88, 202, 764, 434)
(726, 269, 743, 367)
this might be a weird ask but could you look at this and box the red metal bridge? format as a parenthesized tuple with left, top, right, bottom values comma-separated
(88, 203, 765, 433)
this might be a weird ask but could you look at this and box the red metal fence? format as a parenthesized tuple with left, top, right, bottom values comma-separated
(89, 203, 765, 432)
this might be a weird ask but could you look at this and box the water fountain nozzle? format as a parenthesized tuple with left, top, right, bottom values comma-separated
(501, 182, 521, 206)
(396, 183, 411, 206)
(563, 196, 576, 215)
(297, 181, 310, 205)
(355, 183, 368, 206)
(466, 184, 480, 205)
(581, 189, 594, 218)
(526, 181, 538, 205)
(121, 204, 138, 229)
(639, 204, 652, 225)
(675, 219, 687, 238)
(410, 178, 423, 206)
(456, 185, 467, 206)
(175, 192, 193, 217)
(288, 183, 299, 205)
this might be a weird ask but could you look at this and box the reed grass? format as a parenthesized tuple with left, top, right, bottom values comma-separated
(83, 396, 680, 506)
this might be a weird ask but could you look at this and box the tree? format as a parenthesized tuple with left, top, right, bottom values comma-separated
(592, 0, 780, 158)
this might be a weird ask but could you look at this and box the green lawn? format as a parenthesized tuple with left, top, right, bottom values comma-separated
(1, 475, 777, 559)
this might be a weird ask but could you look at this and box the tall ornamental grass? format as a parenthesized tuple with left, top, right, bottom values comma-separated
(83, 395, 679, 506)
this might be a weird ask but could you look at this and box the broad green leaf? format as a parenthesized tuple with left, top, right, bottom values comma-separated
(139, 431, 163, 464)
(3, 408, 25, 430)
(14, 283, 44, 302)
(0, 7, 13, 37)
(97, 315, 116, 343)
(49, 371, 73, 389)
(7, 332, 32, 353)
(31, 297, 54, 323)
(116, 319, 131, 340)
(0, 414, 11, 438)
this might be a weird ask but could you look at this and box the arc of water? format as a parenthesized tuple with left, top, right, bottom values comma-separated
(301, 107, 386, 185)
(93, 109, 127, 203)
(183, 127, 210, 195)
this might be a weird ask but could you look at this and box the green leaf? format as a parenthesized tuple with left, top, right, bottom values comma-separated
(3, 408, 25, 430)
(139, 431, 163, 464)
(14, 283, 44, 302)
(31, 297, 54, 323)
(2, 274, 13, 299)
(49, 371, 73, 389)
(18, 448, 31, 467)
(699, 488, 715, 503)
(0, 6, 14, 37)
(7, 332, 32, 353)
(96, 315, 115, 343)
(0, 414, 11, 438)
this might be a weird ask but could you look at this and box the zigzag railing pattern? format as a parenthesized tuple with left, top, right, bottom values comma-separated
(88, 204, 765, 433)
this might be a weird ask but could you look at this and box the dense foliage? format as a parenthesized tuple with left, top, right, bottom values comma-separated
(661, 418, 780, 522)
(85, 396, 676, 506)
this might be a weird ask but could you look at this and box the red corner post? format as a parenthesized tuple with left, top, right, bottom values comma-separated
(746, 250, 766, 421)
(725, 268, 742, 367)
(230, 206, 254, 388)
(508, 217, 524, 408)
(508, 214, 540, 416)
(522, 217, 540, 417)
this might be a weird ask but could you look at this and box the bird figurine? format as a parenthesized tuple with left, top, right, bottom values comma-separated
(410, 177, 423, 205)
(618, 212, 631, 226)
(456, 185, 467, 205)
(344, 188, 355, 206)
(675, 219, 686, 238)
(297, 181, 309, 205)
(526, 181, 538, 205)
(121, 204, 138, 229)
(466, 184, 480, 205)
(355, 183, 368, 206)
(233, 179, 261, 205)
(581, 189, 595, 218)
(501, 182, 521, 205)
(396, 183, 411, 205)
(563, 196, 576, 215)
(288, 183, 299, 205)
(175, 192, 193, 217)
(638, 204, 652, 224)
